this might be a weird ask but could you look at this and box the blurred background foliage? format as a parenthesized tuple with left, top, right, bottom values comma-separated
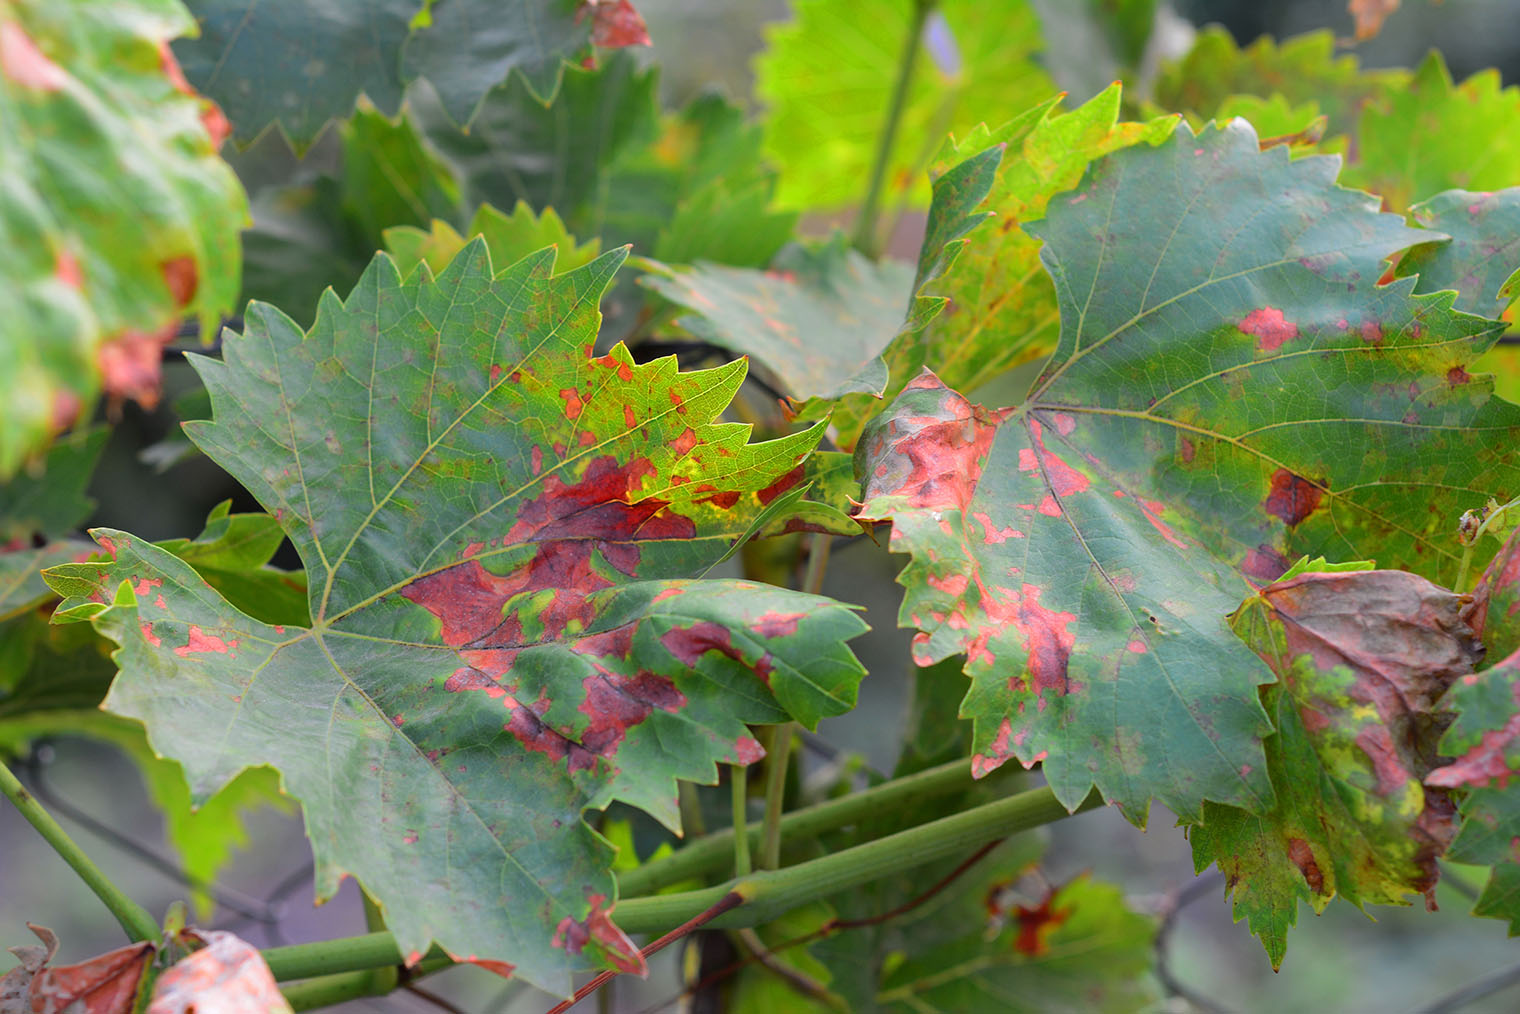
(8, 0, 1520, 1011)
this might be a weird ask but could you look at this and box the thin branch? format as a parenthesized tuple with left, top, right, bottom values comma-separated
(24, 748, 286, 926)
(732, 928, 845, 1011)
(1412, 959, 1520, 1013)
(542, 891, 746, 1014)
(403, 982, 470, 1014)
(0, 755, 160, 943)
(1154, 872, 1233, 1014)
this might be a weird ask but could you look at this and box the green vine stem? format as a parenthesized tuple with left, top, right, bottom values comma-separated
(731, 766, 752, 877)
(759, 723, 794, 870)
(852, 0, 936, 257)
(261, 781, 1098, 984)
(281, 970, 391, 1012)
(0, 758, 160, 943)
(621, 755, 1013, 897)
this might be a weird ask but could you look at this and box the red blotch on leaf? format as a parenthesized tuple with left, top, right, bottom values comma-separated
(1263, 468, 1323, 526)
(1242, 544, 1291, 581)
(1286, 837, 1324, 893)
(174, 625, 234, 658)
(0, 22, 67, 90)
(54, 248, 83, 289)
(161, 256, 198, 308)
(756, 464, 804, 506)
(553, 894, 645, 975)
(1008, 889, 1069, 956)
(583, 0, 651, 48)
(98, 322, 178, 409)
(1240, 307, 1299, 351)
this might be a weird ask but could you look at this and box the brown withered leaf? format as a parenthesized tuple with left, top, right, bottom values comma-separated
(0, 924, 154, 1014)
(1192, 565, 1481, 966)
(147, 930, 291, 1014)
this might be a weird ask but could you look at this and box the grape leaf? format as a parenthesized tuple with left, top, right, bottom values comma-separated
(1428, 531, 1520, 931)
(907, 86, 1175, 398)
(1193, 565, 1480, 967)
(417, 58, 793, 270)
(1341, 53, 1520, 212)
(147, 930, 291, 1014)
(0, 925, 153, 1014)
(642, 236, 914, 401)
(875, 875, 1159, 1013)
(414, 52, 659, 241)
(0, 1, 245, 474)
(0, 429, 106, 620)
(385, 202, 602, 281)
(173, 0, 650, 149)
(338, 103, 462, 245)
(240, 105, 463, 328)
(755, 0, 1054, 212)
(0, 615, 289, 921)
(1150, 27, 1405, 141)
(854, 121, 1520, 823)
(46, 242, 868, 993)
(1402, 189, 1520, 319)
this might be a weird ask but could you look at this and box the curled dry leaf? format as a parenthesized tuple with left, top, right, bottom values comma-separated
(0, 924, 154, 1014)
(1193, 566, 1481, 966)
(147, 931, 291, 1014)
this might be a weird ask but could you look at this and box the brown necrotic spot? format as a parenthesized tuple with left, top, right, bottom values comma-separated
(1264, 468, 1323, 526)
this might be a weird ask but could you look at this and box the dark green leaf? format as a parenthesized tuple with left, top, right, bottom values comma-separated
(47, 242, 867, 992)
(1402, 188, 1520, 319)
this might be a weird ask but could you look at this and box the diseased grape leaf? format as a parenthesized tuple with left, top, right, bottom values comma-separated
(147, 930, 291, 1014)
(46, 241, 868, 993)
(1193, 564, 1480, 967)
(1428, 527, 1520, 932)
(1341, 53, 1520, 212)
(0, 1, 245, 474)
(385, 202, 602, 281)
(876, 874, 1159, 1013)
(905, 86, 1175, 398)
(854, 121, 1520, 824)
(642, 237, 914, 402)
(173, 0, 651, 149)
(1402, 189, 1520, 320)
(0, 925, 153, 1014)
(0, 593, 290, 921)
(755, 0, 1054, 213)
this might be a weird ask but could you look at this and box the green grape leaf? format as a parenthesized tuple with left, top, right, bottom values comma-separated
(642, 237, 914, 401)
(0, 429, 106, 621)
(338, 103, 462, 244)
(1342, 53, 1520, 212)
(46, 242, 867, 993)
(415, 52, 660, 240)
(1151, 27, 1405, 141)
(418, 59, 793, 270)
(755, 0, 1055, 212)
(1402, 189, 1520, 320)
(240, 105, 463, 328)
(1464, 524, 1520, 662)
(908, 85, 1175, 397)
(384, 202, 602, 281)
(854, 121, 1520, 823)
(1194, 566, 1480, 967)
(0, 613, 289, 919)
(173, 1, 651, 149)
(1, 1, 246, 474)
(876, 875, 1159, 1013)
